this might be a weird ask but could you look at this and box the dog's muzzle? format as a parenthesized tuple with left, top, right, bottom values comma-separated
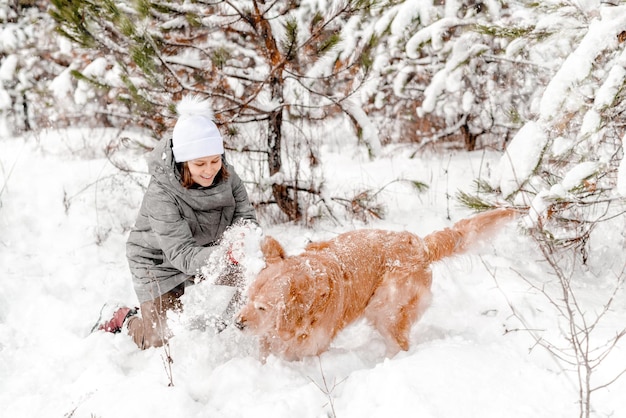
(234, 317, 246, 330)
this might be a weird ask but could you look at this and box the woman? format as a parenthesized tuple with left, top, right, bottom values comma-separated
(99, 95, 258, 349)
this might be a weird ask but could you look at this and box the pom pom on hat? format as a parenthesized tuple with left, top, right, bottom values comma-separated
(172, 95, 224, 162)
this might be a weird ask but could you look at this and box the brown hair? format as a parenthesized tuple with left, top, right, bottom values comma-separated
(177, 160, 230, 189)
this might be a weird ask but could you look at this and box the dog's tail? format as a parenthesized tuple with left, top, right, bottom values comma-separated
(423, 207, 517, 263)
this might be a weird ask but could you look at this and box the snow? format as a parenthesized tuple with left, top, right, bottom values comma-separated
(1, 3, 624, 415)
(1, 127, 625, 418)
(619, 142, 626, 196)
(0, 23, 21, 52)
(495, 121, 548, 200)
(538, 7, 626, 120)
(341, 99, 382, 156)
(406, 18, 464, 58)
(593, 61, 626, 110)
(49, 68, 74, 101)
(0, 53, 17, 81)
(560, 161, 600, 192)
(0, 86, 10, 112)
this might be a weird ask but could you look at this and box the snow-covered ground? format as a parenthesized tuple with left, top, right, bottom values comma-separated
(1, 128, 625, 418)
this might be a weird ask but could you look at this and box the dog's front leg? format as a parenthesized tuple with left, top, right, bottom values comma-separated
(257, 337, 271, 363)
(365, 270, 432, 356)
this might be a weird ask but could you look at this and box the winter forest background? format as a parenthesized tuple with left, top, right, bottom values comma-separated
(2, 1, 626, 418)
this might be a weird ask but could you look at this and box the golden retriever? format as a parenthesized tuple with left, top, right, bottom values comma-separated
(235, 208, 516, 361)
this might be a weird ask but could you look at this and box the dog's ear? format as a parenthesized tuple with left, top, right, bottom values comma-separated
(261, 236, 286, 263)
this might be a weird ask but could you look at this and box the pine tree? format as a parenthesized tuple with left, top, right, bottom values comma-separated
(361, 1, 556, 151)
(458, 1, 626, 260)
(0, 1, 66, 136)
(50, 0, 383, 222)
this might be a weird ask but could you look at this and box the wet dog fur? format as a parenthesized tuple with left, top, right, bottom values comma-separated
(235, 208, 516, 361)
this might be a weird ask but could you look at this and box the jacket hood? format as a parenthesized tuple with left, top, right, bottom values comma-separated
(146, 137, 185, 193)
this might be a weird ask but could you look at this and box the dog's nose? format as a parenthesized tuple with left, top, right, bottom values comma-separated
(234, 317, 246, 330)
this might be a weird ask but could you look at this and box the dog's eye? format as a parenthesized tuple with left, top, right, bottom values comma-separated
(254, 302, 267, 311)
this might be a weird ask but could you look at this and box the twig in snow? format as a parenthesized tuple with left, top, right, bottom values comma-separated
(308, 357, 347, 418)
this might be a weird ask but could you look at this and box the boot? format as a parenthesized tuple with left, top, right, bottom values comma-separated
(93, 306, 138, 333)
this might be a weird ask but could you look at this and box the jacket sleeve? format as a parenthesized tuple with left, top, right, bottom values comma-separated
(145, 187, 216, 276)
(231, 170, 258, 225)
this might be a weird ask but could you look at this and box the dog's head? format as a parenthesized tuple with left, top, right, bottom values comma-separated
(235, 236, 334, 358)
(235, 236, 288, 333)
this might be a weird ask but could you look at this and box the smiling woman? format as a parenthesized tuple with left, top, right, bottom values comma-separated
(179, 155, 230, 189)
(95, 95, 259, 349)
(187, 156, 222, 187)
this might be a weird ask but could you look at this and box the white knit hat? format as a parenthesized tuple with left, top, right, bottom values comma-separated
(172, 95, 224, 162)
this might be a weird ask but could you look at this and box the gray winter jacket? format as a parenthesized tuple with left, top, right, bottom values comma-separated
(126, 138, 258, 303)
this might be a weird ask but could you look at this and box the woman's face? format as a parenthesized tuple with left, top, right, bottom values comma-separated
(187, 155, 222, 187)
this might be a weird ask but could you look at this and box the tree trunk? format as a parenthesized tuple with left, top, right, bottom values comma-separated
(460, 122, 477, 151)
(254, 0, 301, 221)
(267, 106, 301, 221)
